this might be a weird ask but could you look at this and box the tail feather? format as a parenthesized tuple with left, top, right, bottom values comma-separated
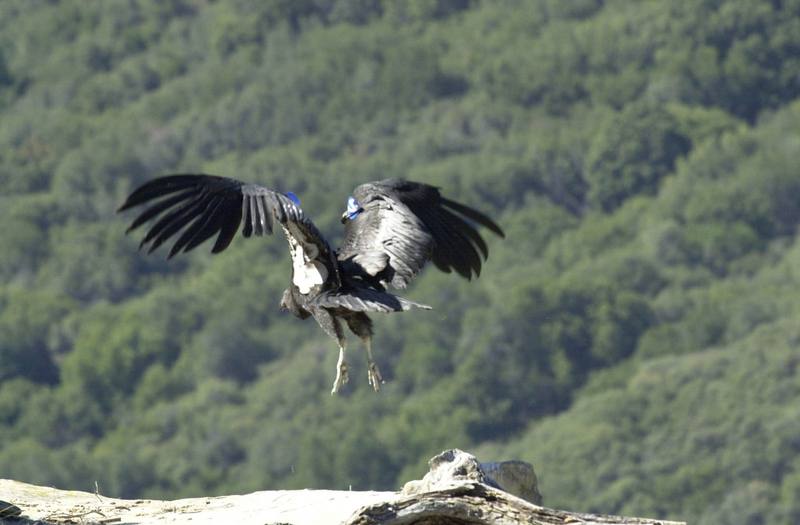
(312, 289, 431, 313)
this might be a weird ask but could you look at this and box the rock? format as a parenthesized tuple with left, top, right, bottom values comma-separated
(401, 448, 542, 504)
(480, 459, 543, 505)
(0, 479, 399, 525)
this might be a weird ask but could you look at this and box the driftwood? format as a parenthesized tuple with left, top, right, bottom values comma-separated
(349, 449, 683, 525)
(351, 482, 682, 525)
(0, 449, 684, 525)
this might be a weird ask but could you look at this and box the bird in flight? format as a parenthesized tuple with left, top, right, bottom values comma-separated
(119, 175, 504, 394)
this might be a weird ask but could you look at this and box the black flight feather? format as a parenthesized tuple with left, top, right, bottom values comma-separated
(119, 174, 331, 265)
(441, 197, 505, 238)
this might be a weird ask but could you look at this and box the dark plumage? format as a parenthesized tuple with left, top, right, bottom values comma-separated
(119, 174, 504, 393)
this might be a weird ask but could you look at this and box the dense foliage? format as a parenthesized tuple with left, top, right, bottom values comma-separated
(1, 0, 799, 522)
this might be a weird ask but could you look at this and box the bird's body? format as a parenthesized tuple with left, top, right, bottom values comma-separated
(119, 175, 504, 393)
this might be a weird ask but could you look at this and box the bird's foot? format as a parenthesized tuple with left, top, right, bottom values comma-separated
(367, 361, 384, 392)
(331, 360, 349, 395)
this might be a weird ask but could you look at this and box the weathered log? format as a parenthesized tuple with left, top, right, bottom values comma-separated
(0, 450, 684, 525)
(348, 449, 683, 525)
(349, 481, 683, 525)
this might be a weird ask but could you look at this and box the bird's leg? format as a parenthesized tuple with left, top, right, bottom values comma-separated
(363, 336, 384, 392)
(331, 342, 349, 395)
(309, 306, 349, 395)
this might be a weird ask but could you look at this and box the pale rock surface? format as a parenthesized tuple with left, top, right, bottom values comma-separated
(0, 479, 398, 525)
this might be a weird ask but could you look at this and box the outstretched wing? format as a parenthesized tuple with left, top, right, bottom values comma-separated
(118, 174, 336, 280)
(337, 179, 505, 289)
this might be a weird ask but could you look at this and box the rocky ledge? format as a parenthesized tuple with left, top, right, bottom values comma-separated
(0, 449, 683, 525)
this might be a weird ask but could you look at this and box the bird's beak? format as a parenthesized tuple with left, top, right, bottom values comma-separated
(340, 211, 349, 224)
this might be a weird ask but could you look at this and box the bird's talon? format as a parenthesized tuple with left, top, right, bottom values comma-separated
(367, 362, 384, 392)
(331, 361, 349, 395)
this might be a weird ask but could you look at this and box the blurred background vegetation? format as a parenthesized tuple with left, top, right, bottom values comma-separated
(0, 0, 799, 523)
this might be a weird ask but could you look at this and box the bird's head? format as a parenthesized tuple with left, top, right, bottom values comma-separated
(340, 196, 363, 223)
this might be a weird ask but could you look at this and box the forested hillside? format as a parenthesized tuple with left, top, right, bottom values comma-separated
(1, 1, 799, 523)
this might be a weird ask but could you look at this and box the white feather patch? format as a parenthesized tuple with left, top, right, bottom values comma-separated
(292, 252, 326, 294)
(284, 227, 327, 294)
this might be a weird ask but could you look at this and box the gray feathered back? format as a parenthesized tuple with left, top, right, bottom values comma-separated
(337, 179, 505, 289)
